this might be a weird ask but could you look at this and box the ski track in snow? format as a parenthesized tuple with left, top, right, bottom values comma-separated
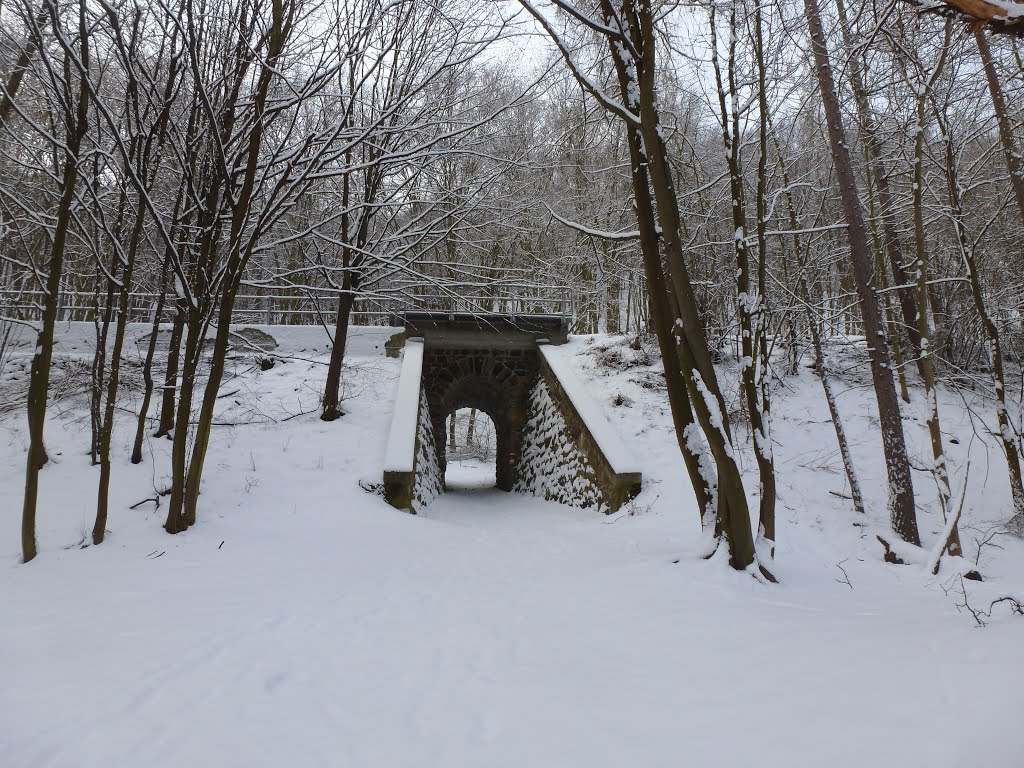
(1, 326, 1022, 768)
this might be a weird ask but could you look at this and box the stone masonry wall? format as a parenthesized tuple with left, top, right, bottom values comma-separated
(411, 388, 442, 513)
(514, 378, 607, 511)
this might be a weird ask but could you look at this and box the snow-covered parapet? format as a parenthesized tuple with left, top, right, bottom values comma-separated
(383, 339, 425, 475)
(539, 344, 642, 477)
(515, 344, 641, 512)
(383, 339, 439, 513)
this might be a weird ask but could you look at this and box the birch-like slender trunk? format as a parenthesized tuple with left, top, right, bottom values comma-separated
(774, 130, 865, 515)
(906, 26, 961, 557)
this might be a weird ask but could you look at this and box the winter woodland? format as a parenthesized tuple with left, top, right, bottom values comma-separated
(1, 0, 1024, 765)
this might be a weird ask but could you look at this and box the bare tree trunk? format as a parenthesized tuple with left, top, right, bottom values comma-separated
(177, 0, 293, 531)
(975, 29, 1024, 225)
(834, 0, 924, 368)
(94, 195, 149, 544)
(22, 4, 90, 562)
(0, 3, 45, 128)
(321, 283, 355, 421)
(809, 302, 866, 515)
(908, 29, 961, 557)
(90, 270, 116, 464)
(165, 313, 201, 533)
(774, 129, 865, 516)
(935, 108, 1024, 533)
(629, 0, 762, 574)
(751, 0, 777, 551)
(803, 0, 920, 545)
(627, 125, 718, 527)
(133, 150, 187, 460)
(132, 273, 169, 463)
(157, 302, 184, 437)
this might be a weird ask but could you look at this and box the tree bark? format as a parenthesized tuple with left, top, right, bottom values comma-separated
(22, 4, 90, 562)
(803, 0, 920, 545)
(629, 0, 762, 574)
(0, 4, 46, 128)
(132, 271, 170, 464)
(94, 192, 149, 544)
(834, 0, 924, 368)
(908, 31, 961, 557)
(156, 303, 184, 437)
(321, 282, 355, 421)
(775, 130, 866, 515)
(935, 108, 1024, 533)
(975, 29, 1024, 227)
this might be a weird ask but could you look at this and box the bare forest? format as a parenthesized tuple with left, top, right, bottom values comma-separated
(2, 0, 1023, 764)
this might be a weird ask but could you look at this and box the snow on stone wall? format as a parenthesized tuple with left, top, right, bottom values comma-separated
(383, 340, 425, 474)
(538, 345, 641, 476)
(514, 378, 605, 512)
(412, 388, 442, 513)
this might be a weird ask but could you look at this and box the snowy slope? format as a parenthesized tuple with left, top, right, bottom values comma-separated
(1, 329, 1022, 768)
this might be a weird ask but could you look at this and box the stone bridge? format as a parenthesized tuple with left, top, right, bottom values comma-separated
(382, 312, 642, 514)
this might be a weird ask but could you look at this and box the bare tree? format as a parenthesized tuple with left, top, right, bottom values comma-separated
(801, 0, 921, 545)
(18, 0, 90, 562)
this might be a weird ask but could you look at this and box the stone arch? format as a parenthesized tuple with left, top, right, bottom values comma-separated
(433, 374, 509, 487)
(421, 347, 537, 492)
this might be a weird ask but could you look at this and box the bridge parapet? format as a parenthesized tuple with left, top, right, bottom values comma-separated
(404, 311, 569, 348)
(382, 339, 441, 512)
(514, 344, 642, 512)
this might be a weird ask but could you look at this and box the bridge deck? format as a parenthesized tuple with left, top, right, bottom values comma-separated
(403, 312, 569, 347)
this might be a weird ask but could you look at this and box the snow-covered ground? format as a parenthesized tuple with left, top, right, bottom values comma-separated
(1, 324, 1022, 768)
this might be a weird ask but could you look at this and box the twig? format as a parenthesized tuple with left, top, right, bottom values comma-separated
(834, 559, 853, 589)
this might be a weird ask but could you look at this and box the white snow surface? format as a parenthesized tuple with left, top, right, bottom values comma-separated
(539, 343, 641, 475)
(1, 329, 1023, 768)
(383, 338, 425, 473)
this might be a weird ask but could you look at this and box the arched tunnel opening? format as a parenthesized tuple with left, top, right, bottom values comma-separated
(443, 408, 498, 490)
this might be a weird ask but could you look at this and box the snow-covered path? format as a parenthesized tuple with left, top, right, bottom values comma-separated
(4, 479, 1020, 767)
(2, 329, 1023, 767)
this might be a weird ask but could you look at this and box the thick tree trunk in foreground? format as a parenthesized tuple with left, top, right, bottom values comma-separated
(636, 189, 717, 524)
(708, 0, 776, 553)
(631, 0, 761, 574)
(803, 0, 920, 545)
